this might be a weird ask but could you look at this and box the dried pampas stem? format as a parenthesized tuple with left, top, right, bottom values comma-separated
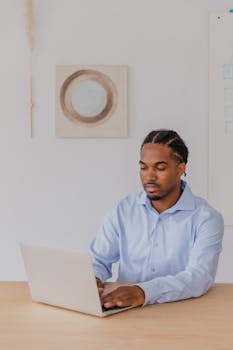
(25, 0, 33, 51)
(25, 0, 34, 137)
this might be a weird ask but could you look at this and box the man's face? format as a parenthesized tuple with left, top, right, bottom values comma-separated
(139, 143, 185, 201)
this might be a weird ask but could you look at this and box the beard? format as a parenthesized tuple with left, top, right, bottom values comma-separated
(144, 182, 165, 201)
(146, 193, 164, 201)
(144, 183, 176, 202)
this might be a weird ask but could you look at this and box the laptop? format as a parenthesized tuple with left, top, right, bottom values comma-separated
(20, 243, 135, 317)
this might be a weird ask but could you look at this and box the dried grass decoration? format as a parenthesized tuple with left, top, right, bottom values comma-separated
(25, 0, 34, 137)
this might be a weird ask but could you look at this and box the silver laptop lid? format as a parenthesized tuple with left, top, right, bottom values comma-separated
(20, 243, 103, 316)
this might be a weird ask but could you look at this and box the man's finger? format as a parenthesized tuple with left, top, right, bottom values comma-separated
(96, 278, 104, 295)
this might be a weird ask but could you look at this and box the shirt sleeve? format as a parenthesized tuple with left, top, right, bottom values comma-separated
(136, 211, 224, 306)
(89, 206, 120, 283)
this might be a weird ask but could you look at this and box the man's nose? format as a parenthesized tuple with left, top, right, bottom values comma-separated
(146, 168, 158, 180)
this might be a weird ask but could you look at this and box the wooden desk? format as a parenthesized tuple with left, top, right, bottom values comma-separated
(0, 283, 232, 350)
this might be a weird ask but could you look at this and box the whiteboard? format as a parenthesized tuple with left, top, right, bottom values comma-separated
(209, 13, 233, 225)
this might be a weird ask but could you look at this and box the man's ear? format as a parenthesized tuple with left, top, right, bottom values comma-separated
(178, 163, 186, 177)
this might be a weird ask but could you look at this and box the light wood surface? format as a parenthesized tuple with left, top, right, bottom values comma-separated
(0, 282, 232, 350)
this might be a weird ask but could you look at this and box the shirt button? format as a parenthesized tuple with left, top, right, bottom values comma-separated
(151, 267, 155, 272)
(155, 242, 159, 246)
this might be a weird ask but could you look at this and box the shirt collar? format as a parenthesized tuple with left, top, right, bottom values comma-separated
(137, 180, 196, 213)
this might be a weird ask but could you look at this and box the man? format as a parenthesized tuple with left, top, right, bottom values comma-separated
(89, 129, 224, 309)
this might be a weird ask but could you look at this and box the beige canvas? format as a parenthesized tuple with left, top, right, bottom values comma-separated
(56, 65, 127, 138)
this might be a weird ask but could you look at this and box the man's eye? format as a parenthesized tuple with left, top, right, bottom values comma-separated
(157, 167, 166, 171)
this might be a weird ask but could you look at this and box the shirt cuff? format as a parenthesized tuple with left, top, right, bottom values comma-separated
(136, 281, 158, 306)
(93, 267, 108, 283)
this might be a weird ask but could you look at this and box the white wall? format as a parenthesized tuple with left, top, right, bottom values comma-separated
(0, 0, 232, 281)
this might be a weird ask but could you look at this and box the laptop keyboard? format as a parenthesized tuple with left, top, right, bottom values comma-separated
(102, 305, 126, 312)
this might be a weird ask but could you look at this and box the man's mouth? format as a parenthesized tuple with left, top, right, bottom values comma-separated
(144, 183, 160, 192)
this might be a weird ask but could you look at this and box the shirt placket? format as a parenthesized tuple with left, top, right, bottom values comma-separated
(148, 214, 161, 275)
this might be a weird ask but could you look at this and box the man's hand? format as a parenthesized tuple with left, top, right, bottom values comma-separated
(96, 278, 104, 296)
(101, 285, 145, 308)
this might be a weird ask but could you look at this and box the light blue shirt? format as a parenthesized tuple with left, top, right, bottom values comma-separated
(89, 181, 224, 306)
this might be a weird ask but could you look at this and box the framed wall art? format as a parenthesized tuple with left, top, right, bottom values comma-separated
(56, 65, 127, 138)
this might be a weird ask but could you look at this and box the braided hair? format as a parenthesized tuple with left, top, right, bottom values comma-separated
(141, 129, 189, 166)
